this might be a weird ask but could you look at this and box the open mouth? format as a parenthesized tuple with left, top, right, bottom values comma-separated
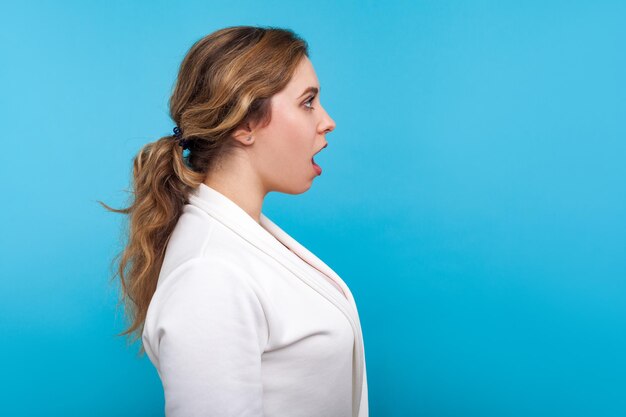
(311, 143, 327, 176)
(311, 157, 322, 175)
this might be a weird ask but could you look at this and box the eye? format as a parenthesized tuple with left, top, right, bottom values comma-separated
(303, 95, 316, 111)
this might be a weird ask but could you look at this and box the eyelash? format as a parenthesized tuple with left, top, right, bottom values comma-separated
(304, 95, 316, 111)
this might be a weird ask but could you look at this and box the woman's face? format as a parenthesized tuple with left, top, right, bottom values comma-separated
(250, 56, 336, 194)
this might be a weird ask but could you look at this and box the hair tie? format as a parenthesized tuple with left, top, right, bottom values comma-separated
(172, 126, 190, 150)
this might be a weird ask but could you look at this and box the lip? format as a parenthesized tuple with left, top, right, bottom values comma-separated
(311, 143, 327, 176)
(311, 158, 322, 175)
(313, 142, 328, 157)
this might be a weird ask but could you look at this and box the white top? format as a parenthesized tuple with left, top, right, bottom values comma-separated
(142, 183, 368, 417)
(272, 233, 348, 300)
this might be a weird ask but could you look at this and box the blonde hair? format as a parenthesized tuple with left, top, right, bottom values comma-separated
(100, 26, 309, 350)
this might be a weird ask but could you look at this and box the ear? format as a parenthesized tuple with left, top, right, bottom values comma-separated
(231, 121, 255, 145)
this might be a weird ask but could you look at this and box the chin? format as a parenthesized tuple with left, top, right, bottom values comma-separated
(277, 179, 314, 195)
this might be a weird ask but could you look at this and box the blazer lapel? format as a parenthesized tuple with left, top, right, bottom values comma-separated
(259, 215, 356, 307)
(187, 183, 365, 417)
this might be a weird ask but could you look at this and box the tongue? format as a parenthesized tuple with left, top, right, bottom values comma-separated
(312, 156, 323, 175)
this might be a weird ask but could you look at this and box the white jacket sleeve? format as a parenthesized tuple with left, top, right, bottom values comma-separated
(142, 257, 269, 417)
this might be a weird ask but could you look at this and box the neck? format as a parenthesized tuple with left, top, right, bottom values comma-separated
(202, 153, 267, 225)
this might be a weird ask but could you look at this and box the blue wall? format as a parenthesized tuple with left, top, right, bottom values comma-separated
(1, 1, 624, 416)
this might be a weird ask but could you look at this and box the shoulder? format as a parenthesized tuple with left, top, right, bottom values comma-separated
(160, 203, 252, 277)
(142, 256, 269, 367)
(162, 205, 218, 265)
(153, 257, 259, 309)
(147, 204, 271, 329)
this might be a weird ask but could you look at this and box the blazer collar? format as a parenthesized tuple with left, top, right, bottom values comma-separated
(187, 183, 365, 417)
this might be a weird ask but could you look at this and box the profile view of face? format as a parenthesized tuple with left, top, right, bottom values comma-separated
(250, 56, 336, 194)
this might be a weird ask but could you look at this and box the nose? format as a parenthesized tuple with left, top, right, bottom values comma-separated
(319, 106, 336, 135)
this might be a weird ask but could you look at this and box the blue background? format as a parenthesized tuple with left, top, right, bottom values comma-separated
(1, 1, 624, 416)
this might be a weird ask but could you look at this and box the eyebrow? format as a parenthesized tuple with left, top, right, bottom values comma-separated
(297, 86, 320, 99)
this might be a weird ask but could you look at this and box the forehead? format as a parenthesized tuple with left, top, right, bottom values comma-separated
(285, 56, 319, 93)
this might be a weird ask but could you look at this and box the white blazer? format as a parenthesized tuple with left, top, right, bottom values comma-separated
(142, 183, 368, 417)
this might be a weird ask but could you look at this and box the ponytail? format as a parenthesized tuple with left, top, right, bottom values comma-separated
(100, 136, 203, 347)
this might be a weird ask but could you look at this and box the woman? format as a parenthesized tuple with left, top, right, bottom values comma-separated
(104, 26, 368, 417)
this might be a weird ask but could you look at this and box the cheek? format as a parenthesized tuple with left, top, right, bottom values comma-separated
(271, 114, 313, 156)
